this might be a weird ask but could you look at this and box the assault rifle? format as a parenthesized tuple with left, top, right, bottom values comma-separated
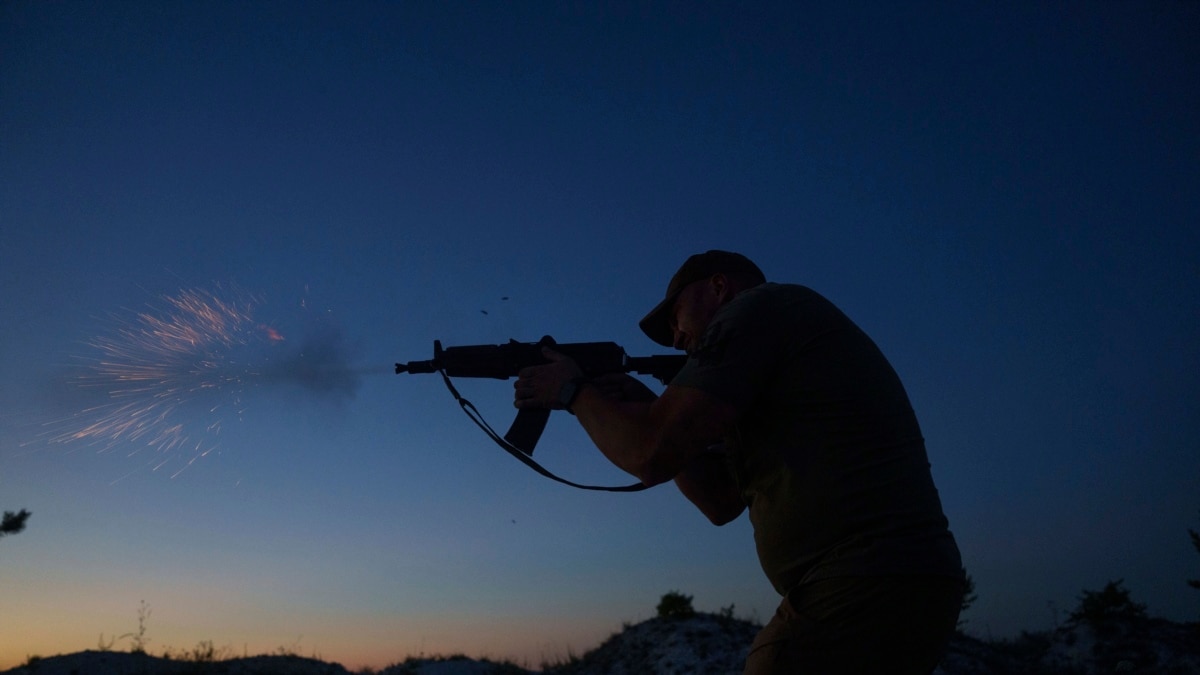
(395, 336, 686, 491)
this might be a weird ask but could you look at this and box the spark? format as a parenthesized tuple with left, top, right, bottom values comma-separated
(46, 285, 285, 476)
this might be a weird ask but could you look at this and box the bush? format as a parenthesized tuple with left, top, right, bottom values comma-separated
(1188, 513, 1200, 591)
(656, 591, 696, 619)
(1068, 579, 1147, 636)
(1, 509, 30, 538)
(958, 573, 977, 629)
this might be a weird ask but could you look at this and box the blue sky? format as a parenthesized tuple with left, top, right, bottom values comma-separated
(2, 1, 1197, 670)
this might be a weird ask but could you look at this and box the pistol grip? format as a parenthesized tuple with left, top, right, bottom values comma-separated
(504, 408, 551, 456)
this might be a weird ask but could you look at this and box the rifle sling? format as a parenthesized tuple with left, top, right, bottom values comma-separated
(439, 370, 648, 492)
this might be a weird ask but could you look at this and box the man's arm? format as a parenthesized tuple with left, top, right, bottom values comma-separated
(514, 350, 744, 522)
(574, 384, 745, 523)
(581, 372, 745, 524)
(568, 382, 733, 484)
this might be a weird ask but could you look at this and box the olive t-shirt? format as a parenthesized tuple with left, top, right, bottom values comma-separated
(671, 283, 963, 595)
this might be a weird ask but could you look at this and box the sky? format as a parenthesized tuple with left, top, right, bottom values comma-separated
(1, 1, 1198, 670)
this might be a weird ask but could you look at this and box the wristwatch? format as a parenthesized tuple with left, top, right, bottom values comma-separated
(558, 376, 590, 413)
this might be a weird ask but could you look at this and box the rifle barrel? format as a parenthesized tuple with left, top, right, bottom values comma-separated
(395, 359, 440, 375)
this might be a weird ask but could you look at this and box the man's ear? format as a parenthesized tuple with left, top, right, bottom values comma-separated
(710, 273, 733, 302)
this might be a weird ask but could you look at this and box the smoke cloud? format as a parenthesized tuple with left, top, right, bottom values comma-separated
(258, 322, 362, 399)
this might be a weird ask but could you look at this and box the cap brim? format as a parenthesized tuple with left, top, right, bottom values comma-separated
(638, 292, 680, 348)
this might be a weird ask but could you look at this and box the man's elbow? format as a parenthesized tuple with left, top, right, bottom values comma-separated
(632, 440, 689, 488)
(669, 462, 745, 526)
(634, 460, 676, 489)
(703, 502, 745, 526)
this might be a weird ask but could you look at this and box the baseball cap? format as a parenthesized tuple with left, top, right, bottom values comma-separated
(638, 250, 765, 347)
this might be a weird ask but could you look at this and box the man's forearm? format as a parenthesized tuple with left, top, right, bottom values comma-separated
(572, 384, 744, 522)
(570, 384, 679, 486)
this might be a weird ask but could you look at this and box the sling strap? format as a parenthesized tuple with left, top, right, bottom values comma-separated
(438, 369, 648, 492)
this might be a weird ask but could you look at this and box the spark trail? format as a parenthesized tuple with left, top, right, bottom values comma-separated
(45, 285, 364, 477)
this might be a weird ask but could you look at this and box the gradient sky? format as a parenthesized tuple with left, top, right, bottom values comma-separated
(2, 1, 1198, 670)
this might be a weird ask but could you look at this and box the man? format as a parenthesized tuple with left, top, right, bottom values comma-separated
(514, 250, 964, 674)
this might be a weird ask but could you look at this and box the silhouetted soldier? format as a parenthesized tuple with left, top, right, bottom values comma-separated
(515, 251, 964, 674)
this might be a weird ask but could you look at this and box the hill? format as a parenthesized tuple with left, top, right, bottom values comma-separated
(4, 611, 1197, 674)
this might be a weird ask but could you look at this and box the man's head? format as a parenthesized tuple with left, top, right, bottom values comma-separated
(639, 250, 766, 350)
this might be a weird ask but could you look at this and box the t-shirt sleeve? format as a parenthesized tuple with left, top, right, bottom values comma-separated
(668, 288, 786, 414)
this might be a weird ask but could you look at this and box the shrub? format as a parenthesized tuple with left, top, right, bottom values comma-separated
(656, 590, 696, 619)
(1068, 579, 1147, 637)
(958, 573, 977, 629)
(125, 600, 152, 654)
(1188, 513, 1200, 591)
(1, 510, 30, 538)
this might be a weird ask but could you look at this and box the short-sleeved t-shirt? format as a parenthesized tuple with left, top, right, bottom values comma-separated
(670, 283, 963, 595)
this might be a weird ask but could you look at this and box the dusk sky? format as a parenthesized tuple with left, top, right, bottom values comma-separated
(2, 1, 1197, 670)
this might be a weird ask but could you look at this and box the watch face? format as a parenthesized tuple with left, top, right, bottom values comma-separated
(558, 380, 578, 409)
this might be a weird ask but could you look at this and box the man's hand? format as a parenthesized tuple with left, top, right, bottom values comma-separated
(513, 347, 584, 409)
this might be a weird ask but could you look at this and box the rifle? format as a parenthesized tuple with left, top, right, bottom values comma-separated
(395, 336, 686, 491)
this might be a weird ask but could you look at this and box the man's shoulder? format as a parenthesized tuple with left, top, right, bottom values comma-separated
(738, 281, 821, 299)
(714, 282, 855, 350)
(724, 282, 830, 317)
